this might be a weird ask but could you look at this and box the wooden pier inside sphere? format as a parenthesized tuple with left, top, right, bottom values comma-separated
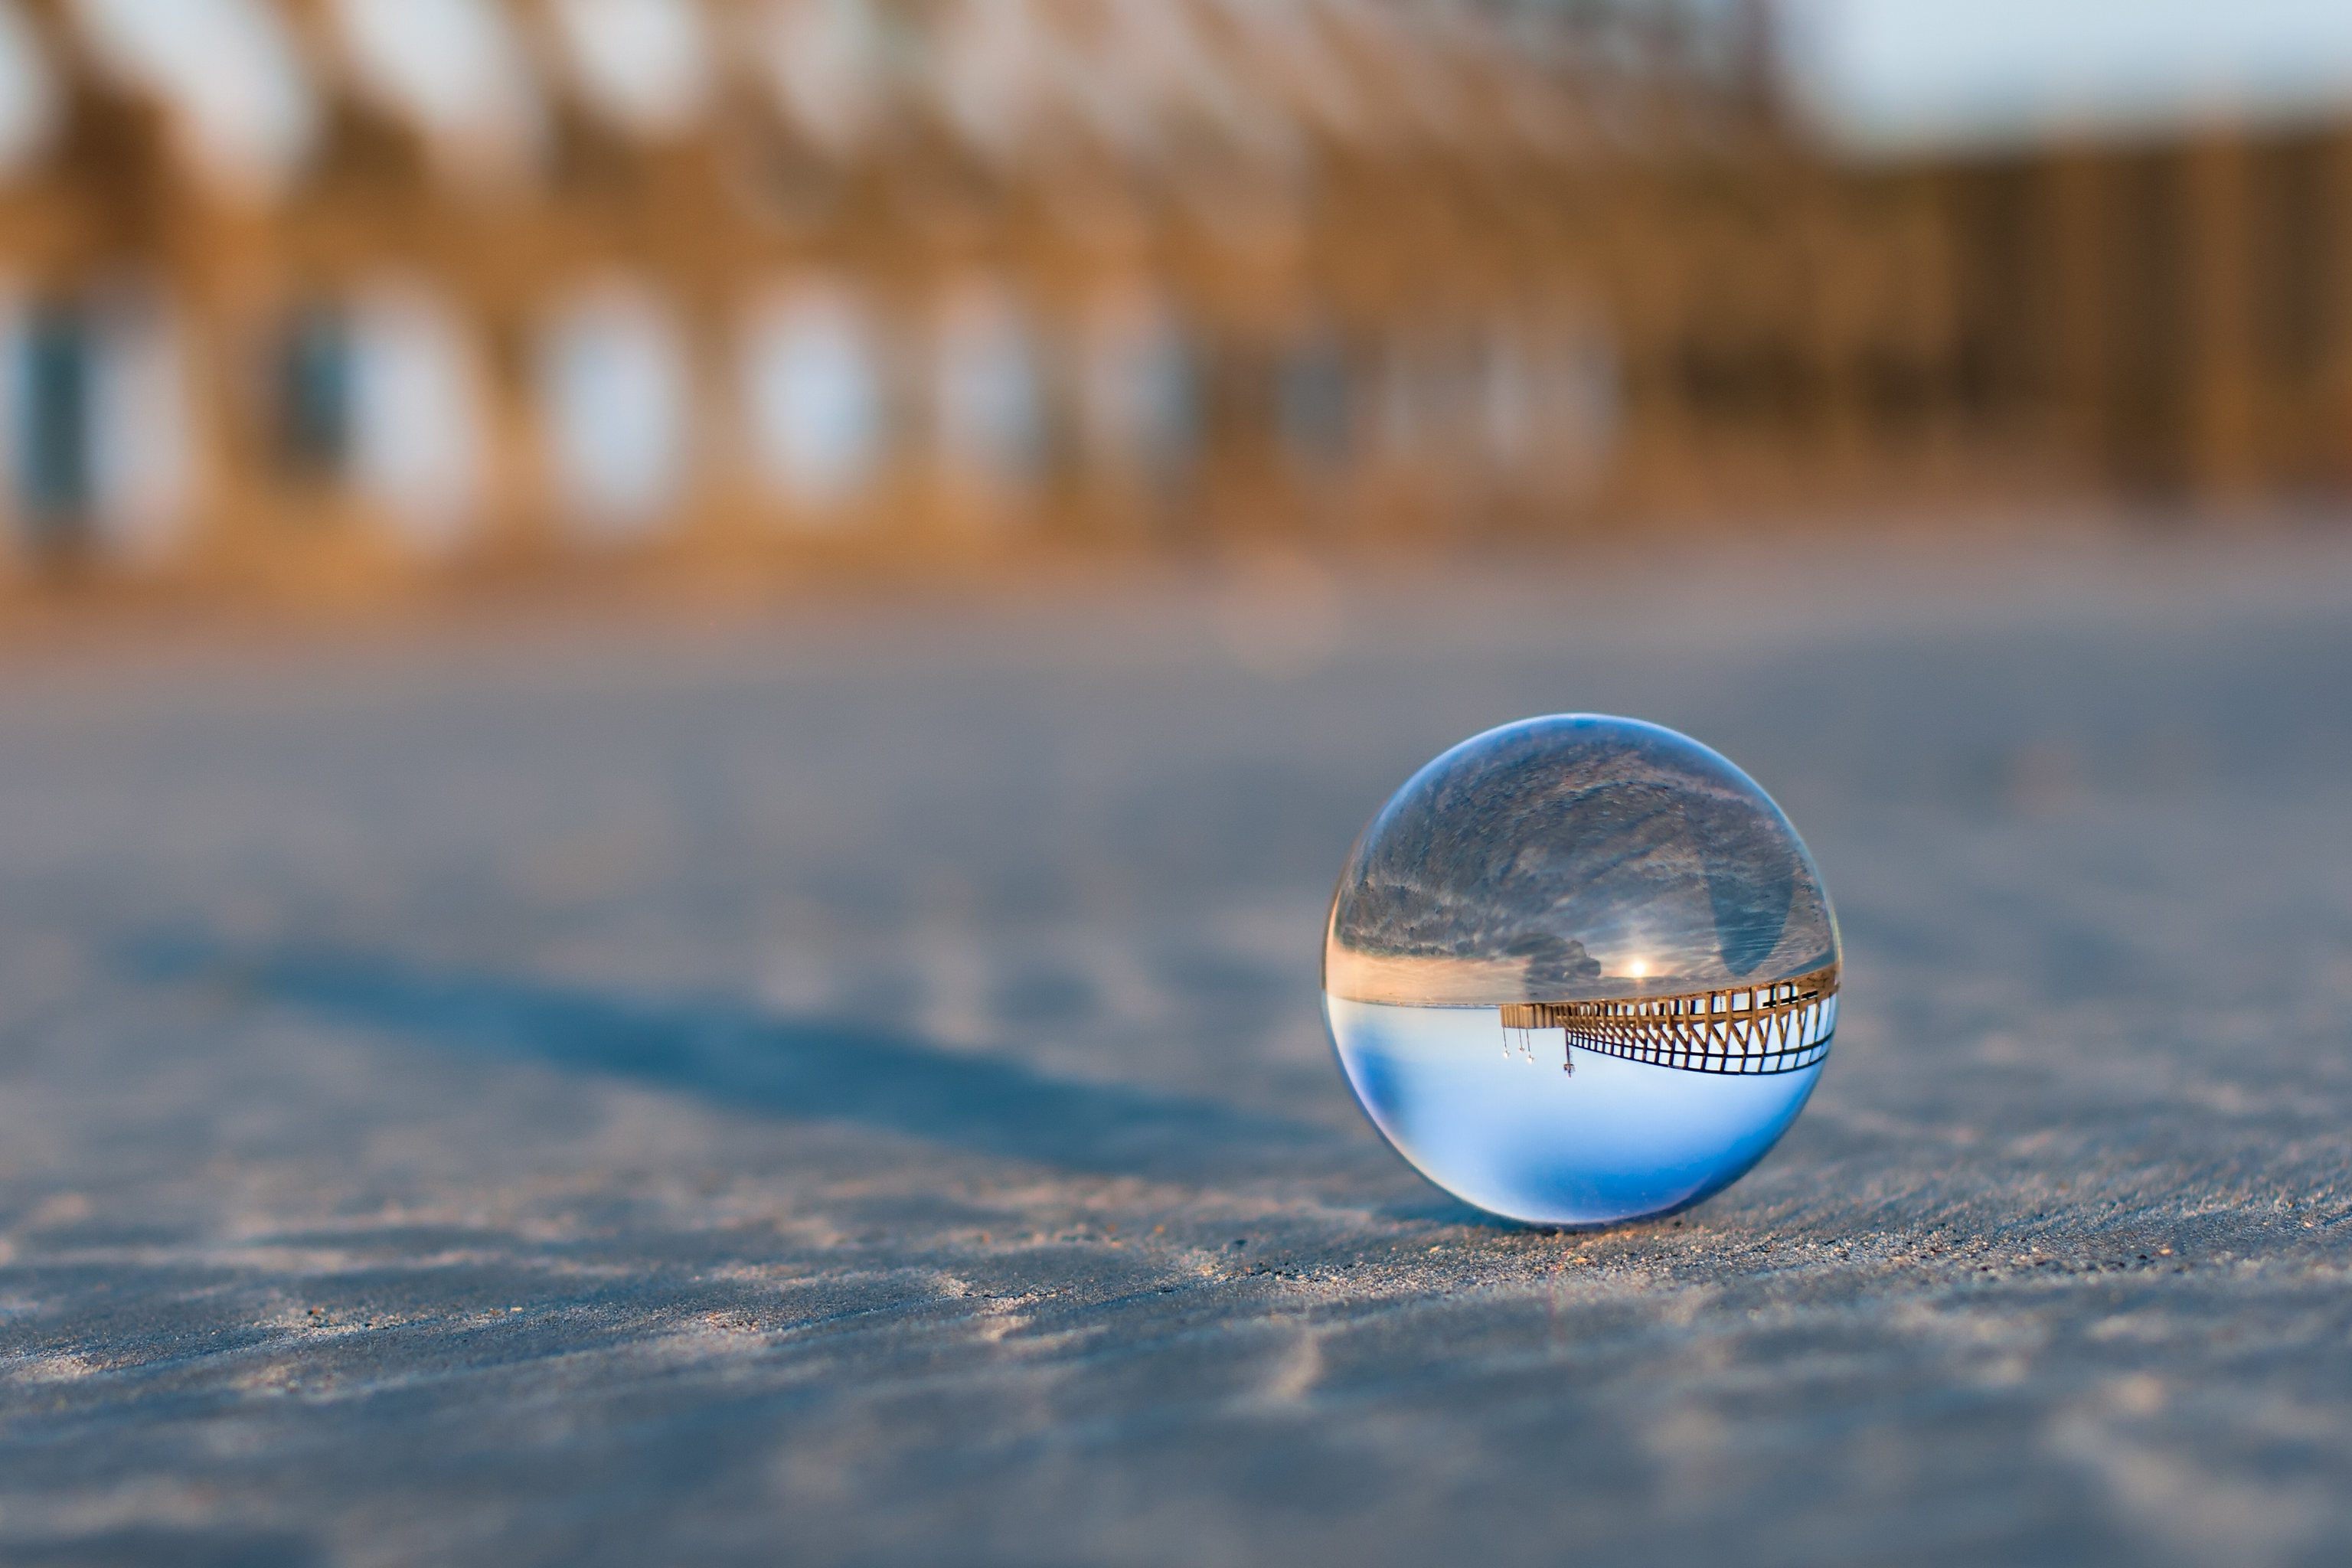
(1499, 963, 1840, 1076)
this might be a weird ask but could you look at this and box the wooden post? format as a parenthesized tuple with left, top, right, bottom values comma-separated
(2184, 130, 2260, 504)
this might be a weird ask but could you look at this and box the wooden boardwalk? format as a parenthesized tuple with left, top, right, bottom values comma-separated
(1500, 963, 1839, 1076)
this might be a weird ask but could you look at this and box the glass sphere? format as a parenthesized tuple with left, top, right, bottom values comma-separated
(1323, 715, 1841, 1227)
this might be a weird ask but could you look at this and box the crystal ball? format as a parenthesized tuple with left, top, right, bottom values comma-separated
(1323, 715, 1841, 1227)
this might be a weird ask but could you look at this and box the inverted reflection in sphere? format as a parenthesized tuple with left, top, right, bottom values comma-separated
(1322, 715, 1841, 1227)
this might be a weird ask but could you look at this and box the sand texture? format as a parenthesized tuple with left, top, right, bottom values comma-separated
(1, 527, 2350, 1566)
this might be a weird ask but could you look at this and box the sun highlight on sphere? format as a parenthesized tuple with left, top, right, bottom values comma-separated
(1322, 714, 1841, 1227)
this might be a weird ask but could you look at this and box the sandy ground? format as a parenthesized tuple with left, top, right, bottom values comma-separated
(1, 522, 2350, 1566)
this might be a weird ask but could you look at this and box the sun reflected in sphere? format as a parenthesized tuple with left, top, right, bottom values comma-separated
(1322, 714, 1841, 1227)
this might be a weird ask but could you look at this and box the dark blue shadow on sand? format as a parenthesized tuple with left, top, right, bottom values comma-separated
(129, 937, 1354, 1184)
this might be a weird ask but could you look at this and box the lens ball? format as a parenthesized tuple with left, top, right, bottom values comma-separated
(1323, 714, 1841, 1226)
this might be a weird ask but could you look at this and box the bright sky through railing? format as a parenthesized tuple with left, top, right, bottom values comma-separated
(550, 0, 713, 140)
(740, 281, 886, 518)
(72, 0, 316, 197)
(332, 0, 544, 178)
(1780, 0, 2352, 152)
(750, 0, 890, 156)
(0, 1, 53, 180)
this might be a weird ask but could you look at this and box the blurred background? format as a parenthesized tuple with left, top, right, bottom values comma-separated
(0, 0, 2348, 599)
